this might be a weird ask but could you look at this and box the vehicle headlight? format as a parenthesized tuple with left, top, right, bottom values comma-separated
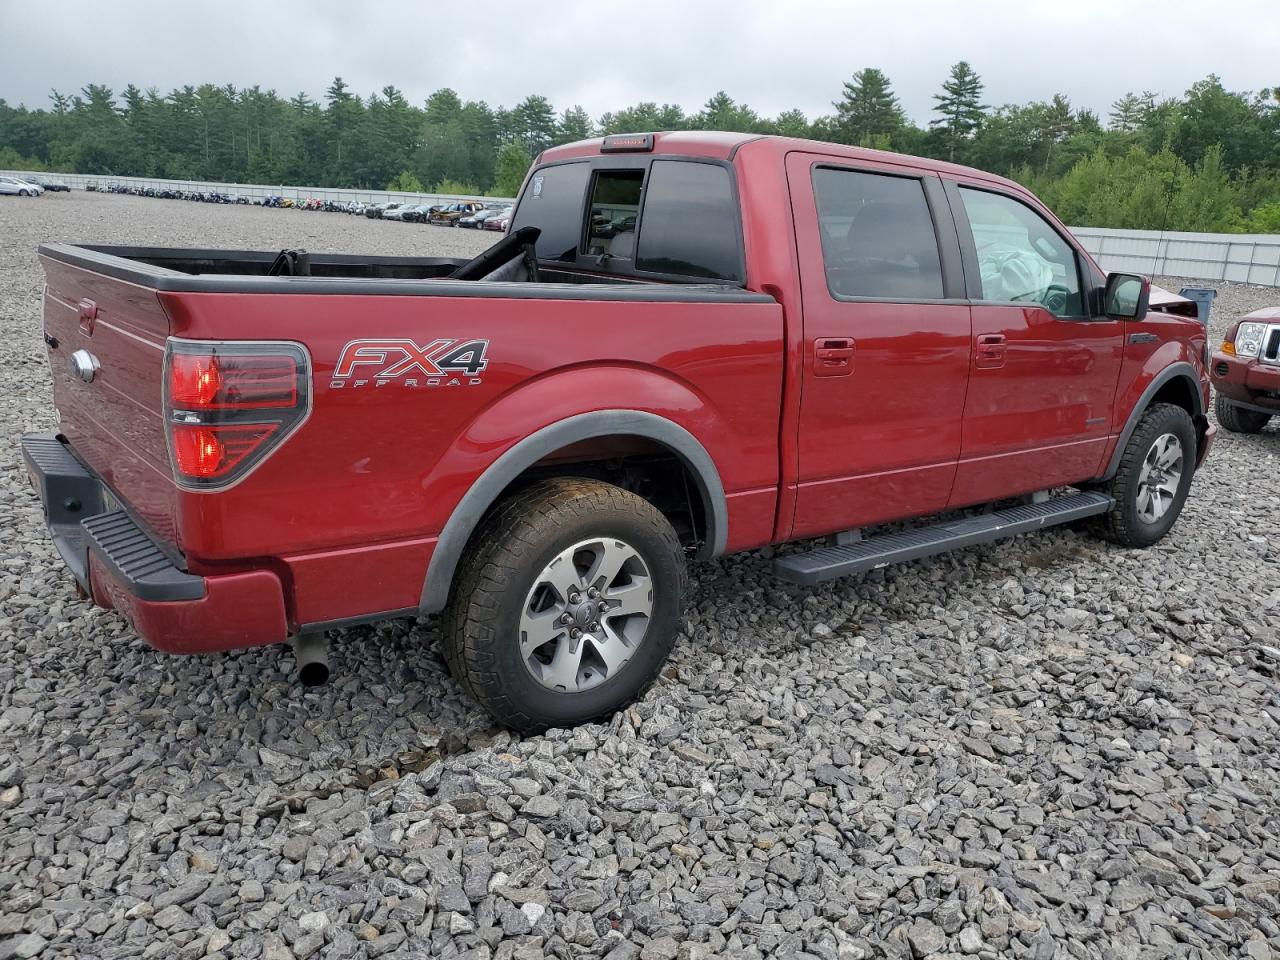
(1234, 322, 1268, 358)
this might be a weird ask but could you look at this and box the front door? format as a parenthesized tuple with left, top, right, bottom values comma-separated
(787, 154, 972, 539)
(944, 181, 1125, 507)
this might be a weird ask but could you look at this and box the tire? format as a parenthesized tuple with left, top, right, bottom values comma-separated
(1215, 393, 1271, 434)
(442, 477, 687, 732)
(1095, 402, 1196, 547)
(19, 189, 29, 197)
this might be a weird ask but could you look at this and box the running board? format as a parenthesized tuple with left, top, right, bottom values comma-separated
(773, 492, 1113, 586)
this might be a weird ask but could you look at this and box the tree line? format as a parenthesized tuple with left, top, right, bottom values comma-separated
(1, 68, 1277, 232)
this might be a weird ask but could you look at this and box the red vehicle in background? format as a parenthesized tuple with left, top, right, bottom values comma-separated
(483, 205, 514, 232)
(25, 132, 1213, 730)
(1211, 307, 1280, 433)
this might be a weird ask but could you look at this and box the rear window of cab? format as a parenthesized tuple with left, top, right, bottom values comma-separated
(510, 158, 744, 283)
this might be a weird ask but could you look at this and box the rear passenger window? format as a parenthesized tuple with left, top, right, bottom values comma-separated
(812, 168, 944, 300)
(510, 161, 591, 263)
(636, 161, 742, 282)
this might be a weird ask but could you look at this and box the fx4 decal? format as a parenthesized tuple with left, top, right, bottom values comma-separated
(331, 338, 489, 388)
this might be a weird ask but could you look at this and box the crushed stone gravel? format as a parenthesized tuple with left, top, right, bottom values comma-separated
(1, 191, 1279, 959)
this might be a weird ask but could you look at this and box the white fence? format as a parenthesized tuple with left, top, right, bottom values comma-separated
(1072, 226, 1280, 288)
(2, 170, 514, 209)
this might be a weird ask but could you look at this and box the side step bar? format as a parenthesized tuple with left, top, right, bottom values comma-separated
(773, 491, 1113, 586)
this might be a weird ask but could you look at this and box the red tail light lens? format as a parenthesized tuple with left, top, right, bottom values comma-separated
(169, 353, 299, 409)
(165, 340, 310, 488)
(171, 424, 281, 479)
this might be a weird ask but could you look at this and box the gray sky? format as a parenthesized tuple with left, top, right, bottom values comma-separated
(2, 0, 1277, 124)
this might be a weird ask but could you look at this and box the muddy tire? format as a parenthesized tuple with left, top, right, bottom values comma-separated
(442, 477, 686, 732)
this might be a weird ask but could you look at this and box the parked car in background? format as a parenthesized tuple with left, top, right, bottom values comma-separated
(459, 208, 501, 229)
(16, 178, 46, 196)
(365, 202, 395, 219)
(429, 201, 485, 226)
(383, 203, 413, 221)
(346, 201, 366, 216)
(483, 206, 514, 231)
(400, 204, 435, 224)
(0, 176, 42, 196)
(1211, 307, 1280, 433)
(25, 175, 70, 192)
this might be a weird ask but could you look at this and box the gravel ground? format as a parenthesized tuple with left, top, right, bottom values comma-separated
(1, 191, 1279, 960)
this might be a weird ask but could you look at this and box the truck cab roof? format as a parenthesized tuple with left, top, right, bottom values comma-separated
(538, 131, 1027, 194)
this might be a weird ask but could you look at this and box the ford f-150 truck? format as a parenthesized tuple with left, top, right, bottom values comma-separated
(24, 132, 1215, 730)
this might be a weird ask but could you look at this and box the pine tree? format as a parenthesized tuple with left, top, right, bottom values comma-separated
(556, 106, 593, 144)
(833, 69, 905, 146)
(1109, 92, 1143, 132)
(930, 61, 986, 159)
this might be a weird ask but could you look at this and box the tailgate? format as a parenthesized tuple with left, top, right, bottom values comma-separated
(39, 254, 179, 546)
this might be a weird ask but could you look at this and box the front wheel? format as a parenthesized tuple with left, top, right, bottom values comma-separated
(1094, 403, 1196, 547)
(1215, 394, 1271, 434)
(442, 477, 687, 731)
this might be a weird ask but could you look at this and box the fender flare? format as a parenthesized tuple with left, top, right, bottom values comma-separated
(1102, 362, 1203, 480)
(419, 409, 728, 613)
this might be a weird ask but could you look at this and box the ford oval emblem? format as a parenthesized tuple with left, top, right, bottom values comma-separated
(70, 349, 101, 383)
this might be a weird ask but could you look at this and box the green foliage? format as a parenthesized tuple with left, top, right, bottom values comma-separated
(0, 145, 45, 170)
(1, 70, 1275, 231)
(833, 68, 904, 145)
(434, 178, 481, 196)
(493, 143, 530, 197)
(1036, 144, 1243, 232)
(1246, 200, 1280, 232)
(386, 170, 424, 192)
(931, 61, 986, 160)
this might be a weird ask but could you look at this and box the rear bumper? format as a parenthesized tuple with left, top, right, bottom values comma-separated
(1211, 351, 1280, 411)
(21, 433, 288, 653)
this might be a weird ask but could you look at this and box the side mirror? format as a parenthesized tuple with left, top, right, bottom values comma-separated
(1103, 272, 1150, 321)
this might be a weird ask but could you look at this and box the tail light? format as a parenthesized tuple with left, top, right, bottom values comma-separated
(164, 339, 311, 488)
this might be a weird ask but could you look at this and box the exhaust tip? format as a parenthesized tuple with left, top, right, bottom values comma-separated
(298, 660, 330, 687)
(292, 634, 330, 687)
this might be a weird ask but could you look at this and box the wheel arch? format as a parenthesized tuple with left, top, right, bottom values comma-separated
(420, 410, 727, 613)
(1102, 362, 1203, 480)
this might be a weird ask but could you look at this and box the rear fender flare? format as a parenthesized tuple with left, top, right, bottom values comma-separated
(420, 409, 727, 613)
(1102, 361, 1202, 480)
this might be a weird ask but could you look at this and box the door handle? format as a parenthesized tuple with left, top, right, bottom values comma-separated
(814, 337, 855, 377)
(975, 333, 1006, 369)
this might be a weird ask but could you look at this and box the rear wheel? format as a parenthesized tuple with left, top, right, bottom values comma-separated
(442, 477, 687, 731)
(1215, 394, 1271, 434)
(1094, 403, 1196, 547)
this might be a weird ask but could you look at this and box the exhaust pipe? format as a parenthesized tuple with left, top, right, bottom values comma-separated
(292, 634, 330, 687)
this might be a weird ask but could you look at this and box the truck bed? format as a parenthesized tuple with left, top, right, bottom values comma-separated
(38, 244, 762, 301)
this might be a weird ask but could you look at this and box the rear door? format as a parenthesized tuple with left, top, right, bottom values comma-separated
(786, 153, 972, 538)
(943, 180, 1124, 507)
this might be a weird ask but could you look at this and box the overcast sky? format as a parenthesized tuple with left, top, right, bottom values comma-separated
(2, 0, 1277, 125)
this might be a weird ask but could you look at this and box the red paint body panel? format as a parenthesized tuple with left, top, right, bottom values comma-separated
(950, 303, 1124, 506)
(41, 258, 178, 542)
(88, 551, 288, 653)
(32, 133, 1214, 655)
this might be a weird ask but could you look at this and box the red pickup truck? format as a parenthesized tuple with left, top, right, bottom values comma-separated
(25, 132, 1214, 730)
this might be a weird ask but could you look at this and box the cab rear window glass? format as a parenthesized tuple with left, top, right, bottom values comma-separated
(812, 168, 943, 300)
(635, 161, 742, 282)
(510, 161, 591, 262)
